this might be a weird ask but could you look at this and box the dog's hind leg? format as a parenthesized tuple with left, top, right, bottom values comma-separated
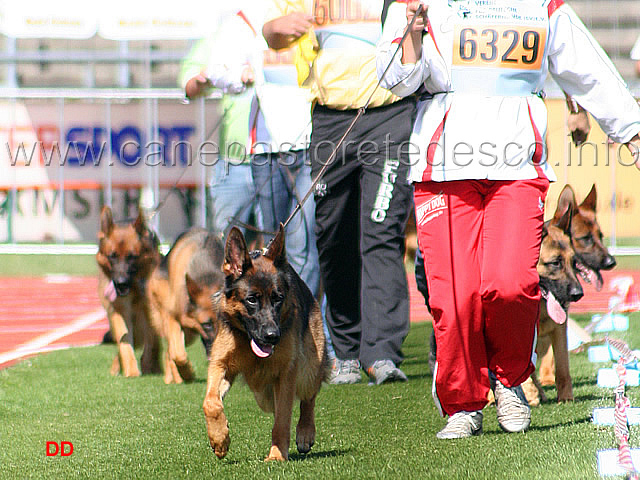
(166, 316, 194, 382)
(266, 371, 296, 461)
(296, 394, 317, 454)
(110, 355, 121, 376)
(522, 376, 541, 407)
(163, 351, 180, 384)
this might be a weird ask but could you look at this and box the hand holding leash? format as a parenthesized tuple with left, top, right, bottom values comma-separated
(406, 1, 429, 33)
(281, 3, 425, 232)
(402, 2, 426, 64)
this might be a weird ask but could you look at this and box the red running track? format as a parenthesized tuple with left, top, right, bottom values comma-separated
(0, 270, 638, 370)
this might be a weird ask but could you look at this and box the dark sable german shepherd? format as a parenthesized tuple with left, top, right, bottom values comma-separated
(202, 226, 328, 461)
(147, 228, 224, 384)
(523, 203, 584, 405)
(96, 206, 162, 377)
(535, 184, 616, 393)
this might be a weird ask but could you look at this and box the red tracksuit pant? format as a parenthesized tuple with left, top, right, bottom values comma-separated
(414, 178, 549, 416)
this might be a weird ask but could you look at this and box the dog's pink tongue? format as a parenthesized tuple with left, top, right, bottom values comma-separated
(544, 291, 567, 324)
(104, 281, 117, 302)
(251, 339, 273, 358)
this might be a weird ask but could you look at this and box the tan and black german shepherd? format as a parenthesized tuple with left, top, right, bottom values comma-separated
(147, 228, 224, 384)
(535, 184, 616, 395)
(202, 226, 328, 461)
(523, 203, 584, 405)
(557, 183, 616, 289)
(96, 206, 162, 377)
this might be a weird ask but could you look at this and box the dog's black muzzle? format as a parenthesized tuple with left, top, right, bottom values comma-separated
(602, 254, 617, 271)
(112, 279, 131, 296)
(569, 283, 584, 303)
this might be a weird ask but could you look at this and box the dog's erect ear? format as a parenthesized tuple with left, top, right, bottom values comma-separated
(185, 274, 202, 302)
(133, 210, 148, 236)
(223, 227, 252, 279)
(579, 184, 597, 213)
(554, 204, 573, 237)
(555, 184, 577, 222)
(100, 206, 114, 236)
(264, 223, 286, 267)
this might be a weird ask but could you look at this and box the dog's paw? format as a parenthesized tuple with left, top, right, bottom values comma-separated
(123, 367, 141, 378)
(209, 422, 230, 459)
(210, 433, 230, 459)
(176, 362, 195, 383)
(265, 446, 288, 462)
(295, 424, 315, 454)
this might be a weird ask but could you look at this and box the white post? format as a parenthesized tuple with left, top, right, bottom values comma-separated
(58, 98, 65, 244)
(105, 99, 113, 208)
(199, 95, 207, 228)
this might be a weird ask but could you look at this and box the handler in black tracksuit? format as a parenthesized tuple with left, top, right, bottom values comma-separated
(264, 0, 416, 383)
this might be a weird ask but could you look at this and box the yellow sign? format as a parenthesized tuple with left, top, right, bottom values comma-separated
(453, 25, 547, 70)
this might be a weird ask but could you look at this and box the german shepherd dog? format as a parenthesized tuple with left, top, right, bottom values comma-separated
(557, 183, 616, 289)
(523, 203, 584, 405)
(96, 206, 162, 377)
(147, 228, 225, 384)
(202, 226, 328, 461)
(536, 184, 616, 391)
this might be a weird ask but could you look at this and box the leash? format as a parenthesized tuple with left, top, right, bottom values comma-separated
(280, 3, 425, 231)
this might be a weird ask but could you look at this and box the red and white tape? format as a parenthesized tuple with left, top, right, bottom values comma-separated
(608, 337, 640, 479)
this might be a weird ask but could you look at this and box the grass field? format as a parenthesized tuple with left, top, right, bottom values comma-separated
(2, 314, 640, 479)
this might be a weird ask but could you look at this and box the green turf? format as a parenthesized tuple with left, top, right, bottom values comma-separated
(2, 314, 640, 479)
(0, 254, 98, 277)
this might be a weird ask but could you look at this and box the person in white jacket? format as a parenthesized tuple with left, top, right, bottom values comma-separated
(377, 0, 640, 439)
(180, 4, 321, 299)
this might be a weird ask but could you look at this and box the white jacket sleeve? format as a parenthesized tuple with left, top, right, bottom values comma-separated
(376, 2, 429, 97)
(548, 4, 640, 143)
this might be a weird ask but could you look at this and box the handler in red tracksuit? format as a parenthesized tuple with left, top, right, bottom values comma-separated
(378, 0, 640, 438)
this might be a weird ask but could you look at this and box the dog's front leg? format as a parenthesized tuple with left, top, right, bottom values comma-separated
(110, 309, 140, 377)
(551, 322, 573, 402)
(537, 337, 555, 386)
(203, 360, 233, 459)
(296, 394, 317, 454)
(266, 371, 296, 461)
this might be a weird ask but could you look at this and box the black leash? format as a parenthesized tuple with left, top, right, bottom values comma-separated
(281, 4, 424, 230)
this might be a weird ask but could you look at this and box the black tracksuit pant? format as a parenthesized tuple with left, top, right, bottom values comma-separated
(310, 98, 415, 369)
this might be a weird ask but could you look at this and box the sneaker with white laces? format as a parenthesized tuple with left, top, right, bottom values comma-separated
(329, 358, 362, 385)
(366, 359, 408, 385)
(436, 411, 483, 439)
(493, 378, 531, 433)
